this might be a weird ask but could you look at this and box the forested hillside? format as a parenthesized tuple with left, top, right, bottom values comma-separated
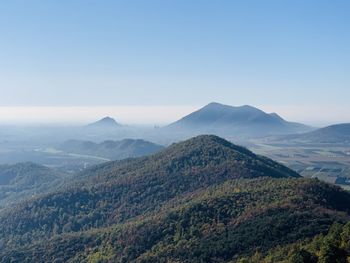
(238, 221, 350, 262)
(0, 136, 349, 262)
(0, 162, 65, 209)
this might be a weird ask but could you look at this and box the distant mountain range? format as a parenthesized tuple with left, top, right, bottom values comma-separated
(86, 116, 122, 129)
(59, 138, 164, 160)
(79, 104, 315, 141)
(2, 135, 350, 262)
(165, 102, 312, 138)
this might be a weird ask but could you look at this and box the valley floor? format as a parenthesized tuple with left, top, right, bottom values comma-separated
(250, 140, 350, 188)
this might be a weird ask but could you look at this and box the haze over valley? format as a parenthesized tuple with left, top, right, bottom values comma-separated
(1, 1, 350, 262)
(1, 102, 349, 190)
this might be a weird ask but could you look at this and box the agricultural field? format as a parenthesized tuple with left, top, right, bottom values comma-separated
(250, 140, 350, 188)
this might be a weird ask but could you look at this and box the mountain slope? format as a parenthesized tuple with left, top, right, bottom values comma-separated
(59, 138, 164, 160)
(2, 178, 350, 262)
(166, 102, 312, 137)
(238, 221, 350, 262)
(0, 136, 298, 247)
(1, 136, 349, 262)
(0, 162, 64, 209)
(284, 123, 350, 144)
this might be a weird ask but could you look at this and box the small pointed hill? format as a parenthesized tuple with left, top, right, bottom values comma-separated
(2, 136, 350, 262)
(86, 116, 122, 129)
(166, 102, 312, 137)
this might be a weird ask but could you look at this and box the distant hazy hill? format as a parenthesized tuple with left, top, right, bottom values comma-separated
(3, 136, 350, 262)
(166, 102, 312, 137)
(86, 116, 122, 129)
(285, 123, 350, 144)
(59, 138, 164, 160)
(0, 162, 64, 209)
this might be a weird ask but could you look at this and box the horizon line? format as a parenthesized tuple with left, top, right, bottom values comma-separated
(0, 104, 348, 127)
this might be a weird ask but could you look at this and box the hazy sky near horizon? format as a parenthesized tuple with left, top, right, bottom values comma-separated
(0, 0, 349, 125)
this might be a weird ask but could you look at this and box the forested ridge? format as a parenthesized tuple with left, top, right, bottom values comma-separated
(237, 221, 350, 262)
(0, 135, 349, 262)
(0, 162, 65, 209)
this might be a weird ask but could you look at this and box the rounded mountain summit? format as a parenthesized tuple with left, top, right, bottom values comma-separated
(165, 102, 312, 137)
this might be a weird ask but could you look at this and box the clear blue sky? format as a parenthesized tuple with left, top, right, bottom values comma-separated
(0, 0, 349, 124)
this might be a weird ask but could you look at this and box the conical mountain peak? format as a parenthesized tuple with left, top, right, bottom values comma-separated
(87, 116, 122, 128)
